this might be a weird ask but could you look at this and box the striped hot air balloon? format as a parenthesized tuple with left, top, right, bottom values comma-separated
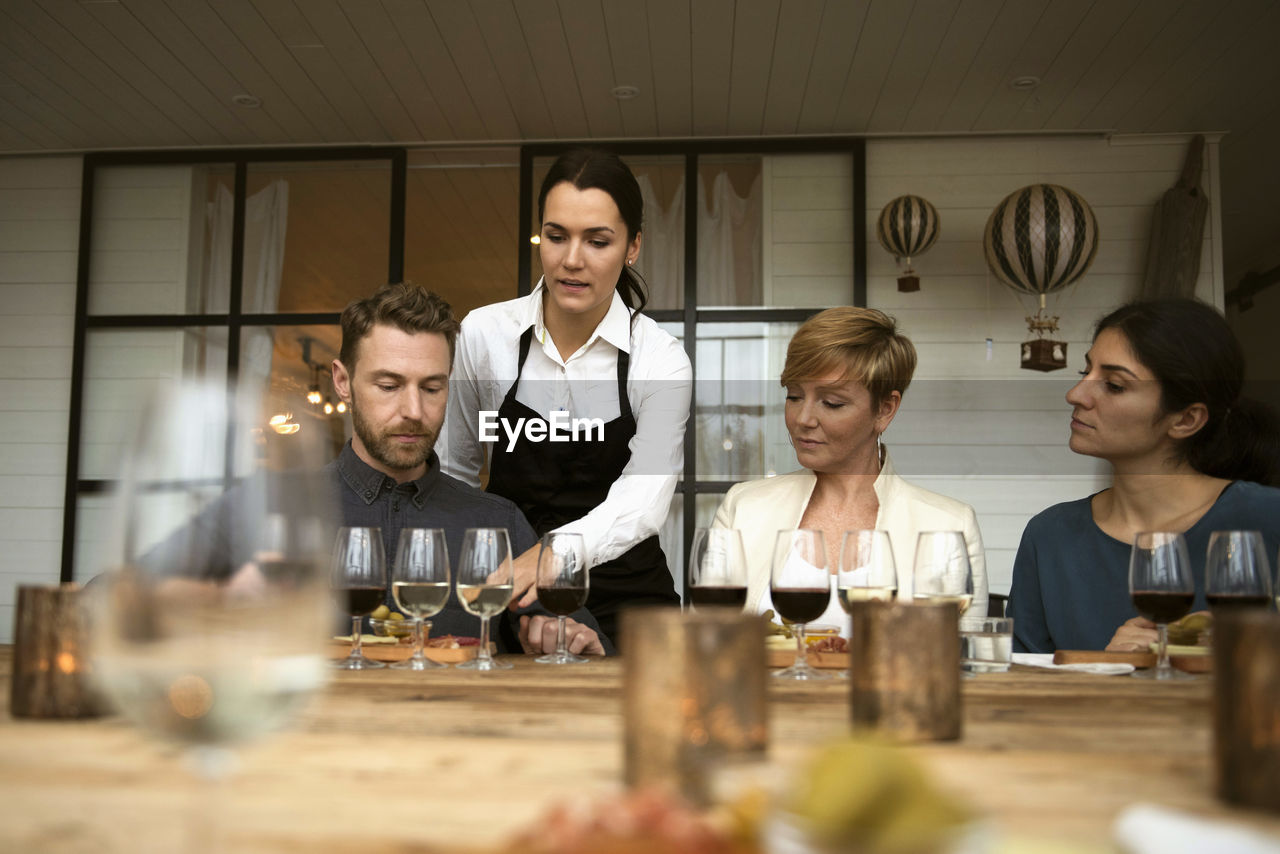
(983, 184, 1099, 302)
(983, 184, 1100, 372)
(876, 195, 939, 292)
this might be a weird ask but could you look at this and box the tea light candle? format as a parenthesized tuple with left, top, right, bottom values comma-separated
(10, 584, 105, 719)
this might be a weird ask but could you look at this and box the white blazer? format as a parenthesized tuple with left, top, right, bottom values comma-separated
(711, 451, 988, 620)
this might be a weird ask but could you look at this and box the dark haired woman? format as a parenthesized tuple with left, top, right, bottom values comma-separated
(442, 149, 691, 643)
(1009, 298, 1280, 654)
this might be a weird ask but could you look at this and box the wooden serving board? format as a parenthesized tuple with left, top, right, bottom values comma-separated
(1052, 649, 1211, 674)
(767, 649, 848, 669)
(328, 640, 487, 664)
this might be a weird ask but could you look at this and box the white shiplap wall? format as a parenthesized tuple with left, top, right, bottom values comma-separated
(866, 134, 1222, 595)
(0, 156, 81, 642)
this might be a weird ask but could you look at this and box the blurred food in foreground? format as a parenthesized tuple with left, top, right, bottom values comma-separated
(509, 788, 757, 854)
(1165, 612, 1210, 646)
(780, 738, 971, 853)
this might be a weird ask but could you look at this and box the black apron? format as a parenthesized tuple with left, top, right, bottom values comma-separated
(486, 327, 677, 644)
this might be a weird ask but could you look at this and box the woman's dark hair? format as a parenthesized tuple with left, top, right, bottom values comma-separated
(1095, 298, 1279, 485)
(537, 148, 647, 315)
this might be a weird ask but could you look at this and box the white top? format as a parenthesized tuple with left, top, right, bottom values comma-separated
(441, 280, 692, 569)
(712, 451, 989, 637)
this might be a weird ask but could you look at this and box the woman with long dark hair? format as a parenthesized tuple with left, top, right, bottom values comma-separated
(442, 149, 691, 644)
(1009, 298, 1280, 653)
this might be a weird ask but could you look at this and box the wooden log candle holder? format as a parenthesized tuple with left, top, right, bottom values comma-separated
(849, 600, 961, 741)
(1213, 609, 1280, 813)
(10, 584, 105, 719)
(622, 607, 768, 805)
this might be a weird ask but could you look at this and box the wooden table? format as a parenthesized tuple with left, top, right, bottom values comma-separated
(1, 646, 1277, 853)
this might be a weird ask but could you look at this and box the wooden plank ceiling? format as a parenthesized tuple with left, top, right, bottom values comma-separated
(1, 0, 1278, 153)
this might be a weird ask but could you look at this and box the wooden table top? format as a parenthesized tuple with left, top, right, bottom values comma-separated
(1, 646, 1277, 853)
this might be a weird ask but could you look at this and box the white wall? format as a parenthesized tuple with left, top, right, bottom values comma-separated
(866, 134, 1221, 595)
(0, 156, 81, 642)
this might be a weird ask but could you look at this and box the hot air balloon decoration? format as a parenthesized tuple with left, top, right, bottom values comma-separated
(983, 184, 1099, 371)
(877, 195, 939, 292)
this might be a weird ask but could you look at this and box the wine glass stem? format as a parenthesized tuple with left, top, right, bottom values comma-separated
(556, 615, 568, 657)
(794, 623, 809, 669)
(412, 618, 425, 659)
(477, 615, 492, 665)
(351, 616, 362, 660)
(1155, 622, 1171, 674)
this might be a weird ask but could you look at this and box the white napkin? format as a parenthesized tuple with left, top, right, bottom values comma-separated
(1114, 803, 1280, 854)
(1011, 652, 1134, 675)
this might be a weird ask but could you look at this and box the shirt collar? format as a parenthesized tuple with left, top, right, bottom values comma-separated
(334, 440, 440, 508)
(529, 277, 632, 355)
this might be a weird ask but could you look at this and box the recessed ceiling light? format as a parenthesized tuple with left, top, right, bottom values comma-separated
(1010, 76, 1040, 92)
(232, 93, 262, 108)
(611, 85, 640, 101)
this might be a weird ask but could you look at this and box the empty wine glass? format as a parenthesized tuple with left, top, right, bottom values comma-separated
(770, 529, 831, 681)
(688, 528, 748, 610)
(534, 532, 589, 665)
(332, 526, 387, 670)
(88, 378, 336, 848)
(456, 527, 514, 671)
(391, 528, 451, 671)
(1130, 531, 1195, 681)
(912, 531, 974, 616)
(838, 529, 898, 609)
(1205, 530, 1273, 612)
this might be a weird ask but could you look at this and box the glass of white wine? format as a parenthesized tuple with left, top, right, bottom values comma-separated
(911, 530, 973, 615)
(391, 528, 451, 670)
(455, 527, 514, 671)
(837, 529, 898, 610)
(88, 378, 336, 847)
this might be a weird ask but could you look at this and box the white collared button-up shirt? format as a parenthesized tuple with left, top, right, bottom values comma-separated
(441, 281, 692, 570)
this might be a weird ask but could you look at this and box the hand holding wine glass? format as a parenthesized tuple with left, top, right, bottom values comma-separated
(534, 532, 590, 664)
(770, 529, 831, 681)
(456, 527, 514, 671)
(332, 526, 387, 670)
(1205, 530, 1273, 611)
(1129, 531, 1195, 681)
(688, 528, 748, 609)
(391, 528, 451, 671)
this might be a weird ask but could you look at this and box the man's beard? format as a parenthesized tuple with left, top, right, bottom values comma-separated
(349, 389, 439, 474)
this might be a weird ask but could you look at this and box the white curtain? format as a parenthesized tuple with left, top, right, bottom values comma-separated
(205, 181, 289, 475)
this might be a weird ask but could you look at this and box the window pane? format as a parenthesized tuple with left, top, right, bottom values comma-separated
(80, 327, 228, 479)
(530, 154, 685, 310)
(240, 324, 347, 463)
(699, 153, 853, 308)
(245, 160, 391, 313)
(405, 149, 520, 320)
(88, 164, 234, 315)
(694, 321, 800, 480)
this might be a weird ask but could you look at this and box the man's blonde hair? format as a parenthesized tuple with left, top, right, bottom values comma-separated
(781, 307, 917, 407)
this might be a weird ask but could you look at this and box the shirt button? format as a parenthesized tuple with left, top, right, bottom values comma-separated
(364, 489, 374, 499)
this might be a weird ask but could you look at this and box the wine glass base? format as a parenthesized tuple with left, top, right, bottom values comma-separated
(389, 655, 445, 670)
(456, 657, 512, 671)
(333, 653, 385, 670)
(535, 651, 589, 664)
(1131, 666, 1195, 681)
(773, 663, 831, 681)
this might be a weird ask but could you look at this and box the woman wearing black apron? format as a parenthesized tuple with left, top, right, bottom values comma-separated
(442, 149, 691, 645)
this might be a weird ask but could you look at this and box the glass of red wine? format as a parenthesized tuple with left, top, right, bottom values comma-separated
(1205, 530, 1273, 613)
(688, 528, 748, 610)
(390, 528, 451, 671)
(770, 529, 831, 681)
(1129, 531, 1195, 681)
(535, 532, 590, 665)
(332, 526, 387, 670)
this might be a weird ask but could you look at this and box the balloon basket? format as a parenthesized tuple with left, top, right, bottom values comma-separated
(1021, 338, 1067, 372)
(897, 274, 920, 292)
